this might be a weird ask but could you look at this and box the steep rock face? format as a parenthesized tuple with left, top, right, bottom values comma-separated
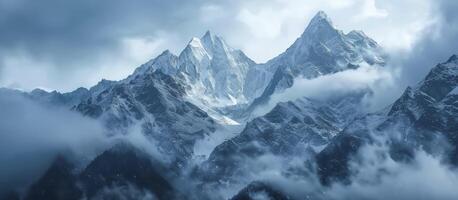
(75, 71, 217, 166)
(244, 11, 385, 110)
(178, 31, 255, 106)
(414, 89, 458, 165)
(199, 98, 346, 184)
(388, 55, 458, 120)
(80, 143, 176, 200)
(316, 55, 458, 185)
(130, 50, 179, 78)
(244, 67, 295, 116)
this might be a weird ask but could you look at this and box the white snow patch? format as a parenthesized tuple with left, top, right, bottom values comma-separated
(192, 124, 243, 163)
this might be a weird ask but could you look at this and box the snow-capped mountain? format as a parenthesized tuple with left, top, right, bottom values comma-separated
(316, 55, 458, 185)
(130, 31, 256, 110)
(179, 31, 255, 105)
(126, 31, 256, 124)
(75, 70, 218, 168)
(243, 11, 385, 114)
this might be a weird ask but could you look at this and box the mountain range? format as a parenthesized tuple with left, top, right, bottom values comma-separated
(1, 11, 457, 200)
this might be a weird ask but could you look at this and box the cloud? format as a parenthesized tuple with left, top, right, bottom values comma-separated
(222, 0, 434, 61)
(391, 0, 458, 87)
(113, 124, 173, 165)
(0, 92, 109, 193)
(282, 144, 458, 200)
(210, 133, 458, 200)
(253, 65, 396, 117)
(192, 125, 242, 163)
(0, 0, 209, 91)
(0, 0, 444, 92)
(323, 138, 458, 200)
(354, 0, 388, 20)
(0, 92, 176, 195)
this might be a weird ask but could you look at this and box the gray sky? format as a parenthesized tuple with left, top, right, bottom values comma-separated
(0, 0, 456, 92)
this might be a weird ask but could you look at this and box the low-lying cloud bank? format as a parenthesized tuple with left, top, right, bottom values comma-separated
(326, 150, 458, 200)
(0, 92, 181, 196)
(254, 65, 397, 117)
(206, 137, 458, 200)
(0, 93, 108, 193)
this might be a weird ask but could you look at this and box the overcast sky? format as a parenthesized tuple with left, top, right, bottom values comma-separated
(0, 0, 457, 92)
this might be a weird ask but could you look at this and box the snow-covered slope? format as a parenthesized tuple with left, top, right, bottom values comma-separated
(75, 71, 218, 167)
(129, 50, 179, 79)
(126, 31, 256, 124)
(179, 31, 255, 106)
(130, 31, 255, 110)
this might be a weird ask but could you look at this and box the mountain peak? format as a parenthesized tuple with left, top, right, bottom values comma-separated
(158, 49, 174, 57)
(313, 11, 331, 21)
(415, 55, 458, 101)
(185, 31, 225, 51)
(201, 30, 216, 46)
(301, 11, 337, 39)
(200, 30, 226, 50)
(202, 30, 213, 40)
(309, 11, 333, 27)
(161, 49, 171, 54)
(155, 49, 178, 63)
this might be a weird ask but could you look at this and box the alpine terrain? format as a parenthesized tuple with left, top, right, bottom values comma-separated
(1, 10, 457, 200)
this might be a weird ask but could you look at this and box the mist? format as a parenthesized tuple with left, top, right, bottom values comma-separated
(206, 134, 458, 200)
(253, 64, 396, 117)
(0, 93, 108, 194)
(325, 147, 458, 200)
